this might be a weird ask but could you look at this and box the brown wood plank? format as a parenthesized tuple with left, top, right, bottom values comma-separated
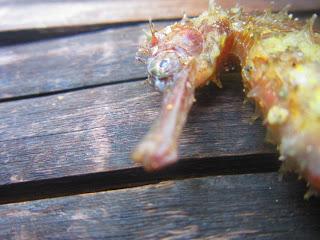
(0, 0, 319, 32)
(0, 0, 207, 32)
(0, 173, 319, 239)
(0, 22, 149, 99)
(0, 73, 275, 186)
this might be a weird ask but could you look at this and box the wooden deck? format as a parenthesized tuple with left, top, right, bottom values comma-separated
(0, 0, 320, 239)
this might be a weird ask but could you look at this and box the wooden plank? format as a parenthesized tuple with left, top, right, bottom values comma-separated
(0, 0, 319, 32)
(0, 73, 275, 186)
(0, 0, 207, 32)
(1, 12, 319, 100)
(0, 23, 149, 99)
(0, 173, 319, 239)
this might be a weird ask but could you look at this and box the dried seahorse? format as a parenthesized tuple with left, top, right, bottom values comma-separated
(133, 2, 320, 193)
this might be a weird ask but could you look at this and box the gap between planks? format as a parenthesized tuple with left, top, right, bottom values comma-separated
(0, 153, 279, 205)
(0, 19, 176, 47)
(0, 77, 145, 104)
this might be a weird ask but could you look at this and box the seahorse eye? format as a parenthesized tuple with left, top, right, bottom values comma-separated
(149, 59, 170, 78)
(147, 51, 182, 91)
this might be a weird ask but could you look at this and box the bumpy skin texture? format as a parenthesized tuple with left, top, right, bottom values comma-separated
(133, 2, 320, 193)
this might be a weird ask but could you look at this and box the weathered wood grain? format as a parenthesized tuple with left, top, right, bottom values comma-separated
(0, 173, 319, 239)
(0, 73, 275, 186)
(0, 22, 149, 99)
(0, 0, 207, 32)
(1, 0, 319, 32)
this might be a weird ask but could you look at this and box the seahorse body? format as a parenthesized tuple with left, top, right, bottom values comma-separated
(134, 2, 320, 193)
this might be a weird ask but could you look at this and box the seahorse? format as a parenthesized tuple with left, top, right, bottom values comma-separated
(133, 1, 320, 194)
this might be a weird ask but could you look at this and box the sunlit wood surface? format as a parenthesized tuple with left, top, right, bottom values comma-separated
(0, 1, 320, 239)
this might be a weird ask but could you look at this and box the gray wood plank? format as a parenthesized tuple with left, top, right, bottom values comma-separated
(0, 73, 274, 186)
(0, 173, 319, 239)
(0, 23, 148, 99)
(1, 0, 319, 32)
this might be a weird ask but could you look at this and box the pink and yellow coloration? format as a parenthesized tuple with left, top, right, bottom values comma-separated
(132, 1, 320, 193)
